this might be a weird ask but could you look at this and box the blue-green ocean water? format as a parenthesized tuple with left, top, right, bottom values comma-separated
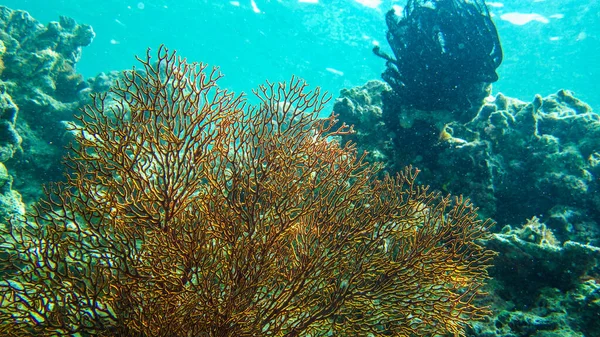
(4, 0, 600, 110)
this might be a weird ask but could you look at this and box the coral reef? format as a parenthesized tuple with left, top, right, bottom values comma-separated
(0, 46, 495, 336)
(0, 82, 23, 220)
(334, 81, 600, 337)
(443, 90, 600, 245)
(0, 160, 22, 222)
(0, 5, 95, 204)
(0, 4, 597, 337)
(470, 218, 600, 337)
(331, 80, 391, 166)
(488, 217, 599, 303)
(0, 85, 20, 164)
(335, 82, 600, 242)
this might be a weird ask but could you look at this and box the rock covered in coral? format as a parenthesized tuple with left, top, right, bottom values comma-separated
(334, 82, 600, 245)
(487, 217, 600, 302)
(0, 6, 95, 203)
(0, 82, 23, 219)
(332, 80, 391, 166)
(334, 82, 600, 336)
(469, 274, 600, 337)
(0, 160, 23, 221)
(467, 218, 600, 337)
(469, 304, 586, 337)
(457, 90, 599, 238)
(0, 84, 20, 162)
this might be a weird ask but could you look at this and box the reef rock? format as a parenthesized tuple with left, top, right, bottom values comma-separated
(488, 217, 600, 301)
(332, 80, 391, 166)
(335, 82, 600, 244)
(0, 6, 95, 204)
(0, 82, 23, 219)
(470, 217, 600, 336)
(334, 80, 600, 337)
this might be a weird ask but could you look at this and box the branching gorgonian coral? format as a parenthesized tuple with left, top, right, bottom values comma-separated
(0, 46, 495, 336)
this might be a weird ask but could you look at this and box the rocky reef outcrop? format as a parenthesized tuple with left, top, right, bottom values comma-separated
(0, 5, 95, 206)
(0, 87, 22, 220)
(335, 82, 600, 243)
(334, 81, 600, 337)
(471, 217, 600, 337)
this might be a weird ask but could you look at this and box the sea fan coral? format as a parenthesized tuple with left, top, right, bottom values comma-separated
(0, 46, 495, 336)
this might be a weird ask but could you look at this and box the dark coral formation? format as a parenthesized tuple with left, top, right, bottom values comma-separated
(0, 5, 95, 204)
(373, 0, 502, 113)
(369, 1, 504, 201)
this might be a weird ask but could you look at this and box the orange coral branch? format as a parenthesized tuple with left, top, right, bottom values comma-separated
(0, 46, 494, 337)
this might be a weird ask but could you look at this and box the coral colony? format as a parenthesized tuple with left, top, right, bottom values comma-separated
(1, 1, 600, 336)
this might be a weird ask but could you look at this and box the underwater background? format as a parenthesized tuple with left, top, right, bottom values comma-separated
(3, 0, 600, 111)
(1, 0, 600, 336)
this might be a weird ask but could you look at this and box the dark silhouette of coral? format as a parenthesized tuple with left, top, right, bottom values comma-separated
(1, 46, 494, 336)
(374, 0, 503, 112)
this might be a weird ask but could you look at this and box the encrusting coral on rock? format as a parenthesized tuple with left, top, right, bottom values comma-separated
(0, 5, 95, 204)
(334, 80, 600, 337)
(335, 82, 600, 242)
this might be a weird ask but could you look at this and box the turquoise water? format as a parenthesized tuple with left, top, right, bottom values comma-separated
(4, 0, 599, 110)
